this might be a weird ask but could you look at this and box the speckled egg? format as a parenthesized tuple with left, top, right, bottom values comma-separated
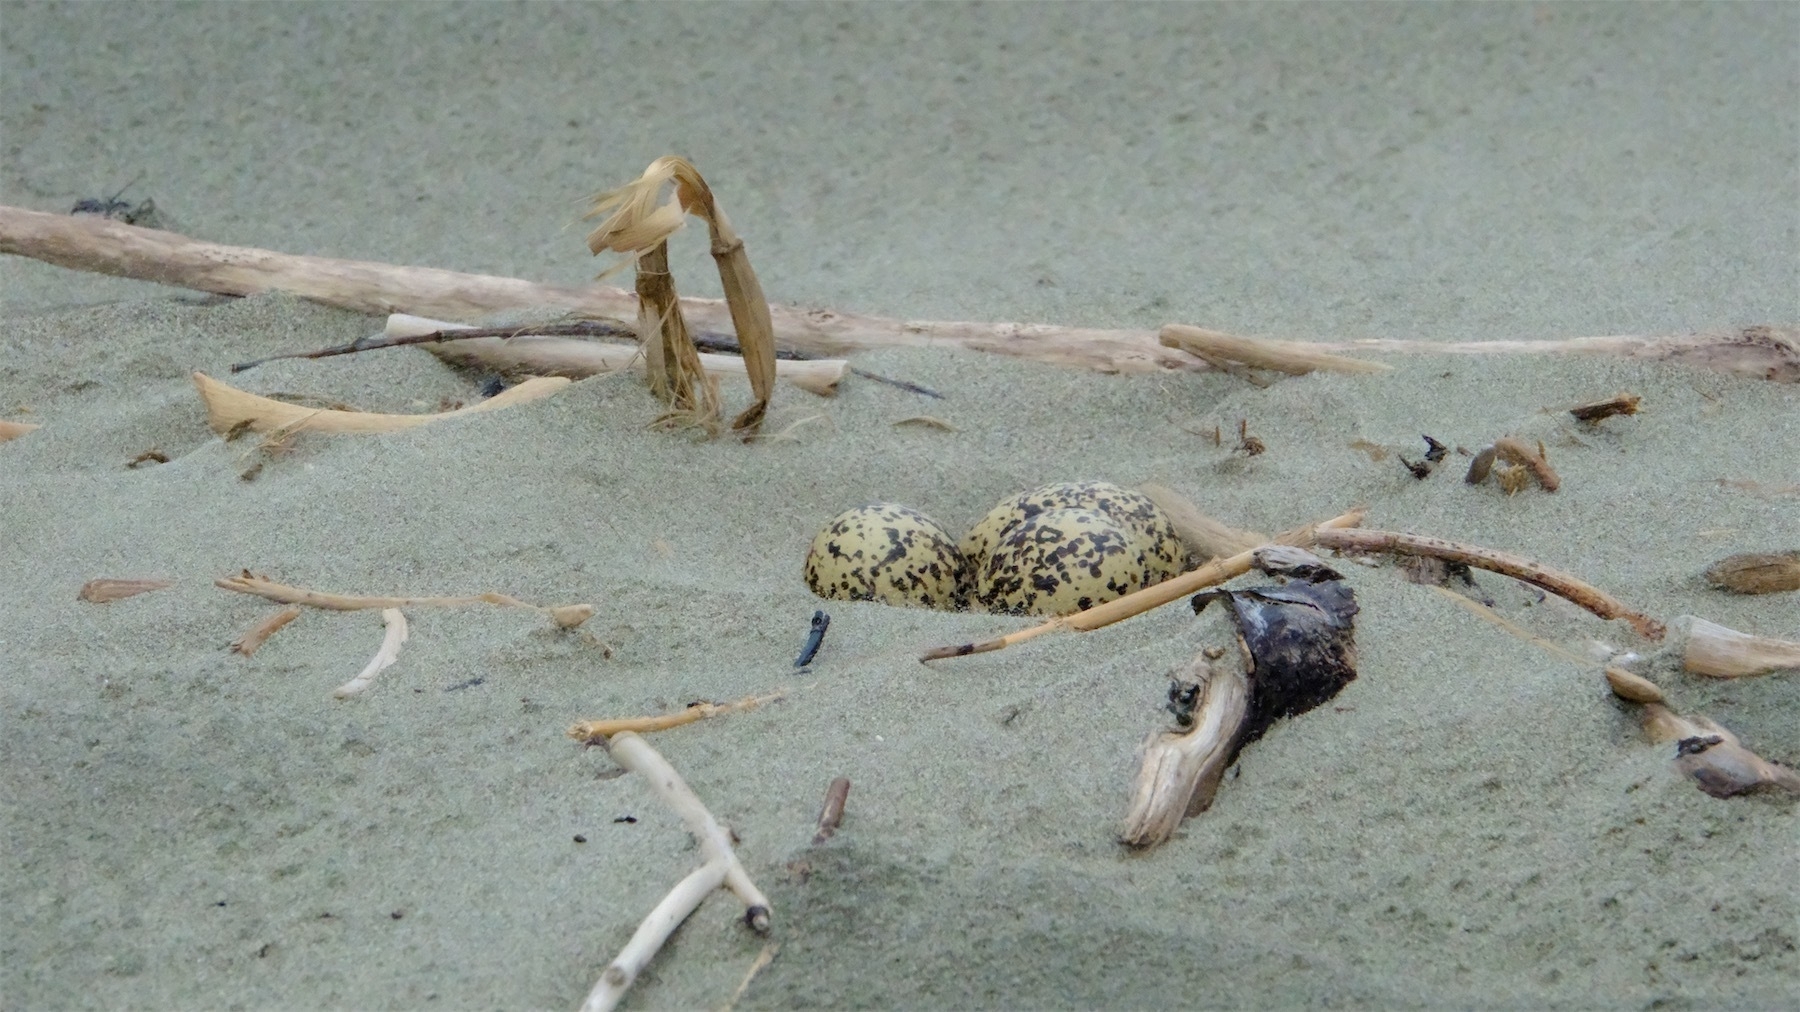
(973, 507, 1166, 616)
(803, 503, 968, 610)
(961, 481, 1184, 583)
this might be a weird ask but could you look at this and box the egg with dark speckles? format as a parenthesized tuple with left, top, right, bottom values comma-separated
(803, 504, 968, 609)
(961, 481, 1184, 582)
(974, 507, 1166, 616)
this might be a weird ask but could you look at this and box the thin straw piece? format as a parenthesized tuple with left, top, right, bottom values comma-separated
(921, 507, 1366, 661)
(331, 608, 408, 698)
(1314, 528, 1665, 640)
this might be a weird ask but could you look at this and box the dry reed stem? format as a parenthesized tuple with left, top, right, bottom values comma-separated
(566, 690, 785, 743)
(640, 242, 721, 429)
(192, 371, 569, 436)
(229, 605, 302, 656)
(9, 206, 1792, 380)
(331, 608, 408, 698)
(1159, 323, 1391, 375)
(384, 314, 847, 396)
(921, 508, 1366, 661)
(215, 571, 592, 628)
(77, 578, 172, 602)
(0, 420, 40, 443)
(1315, 528, 1665, 640)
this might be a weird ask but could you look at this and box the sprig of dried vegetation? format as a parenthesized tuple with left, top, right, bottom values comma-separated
(215, 571, 593, 628)
(585, 156, 777, 437)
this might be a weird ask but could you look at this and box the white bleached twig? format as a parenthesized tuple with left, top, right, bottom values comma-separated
(331, 608, 408, 698)
(579, 858, 731, 1012)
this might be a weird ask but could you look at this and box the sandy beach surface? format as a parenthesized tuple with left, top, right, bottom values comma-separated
(4, 4, 1796, 1009)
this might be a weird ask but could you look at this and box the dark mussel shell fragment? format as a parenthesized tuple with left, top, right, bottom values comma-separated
(1192, 565, 1358, 746)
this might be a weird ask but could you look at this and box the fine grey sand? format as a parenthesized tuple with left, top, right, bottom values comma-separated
(3, 4, 1796, 1009)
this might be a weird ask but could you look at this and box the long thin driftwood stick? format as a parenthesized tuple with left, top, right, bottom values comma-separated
(921, 507, 1366, 661)
(1314, 528, 1665, 640)
(10, 206, 1790, 380)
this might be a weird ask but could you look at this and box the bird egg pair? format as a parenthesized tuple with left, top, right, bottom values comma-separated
(802, 481, 1183, 616)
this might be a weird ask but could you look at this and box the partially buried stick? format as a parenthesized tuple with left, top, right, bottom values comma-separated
(1312, 528, 1665, 641)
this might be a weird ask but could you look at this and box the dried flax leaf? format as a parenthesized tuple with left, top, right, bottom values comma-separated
(586, 156, 776, 437)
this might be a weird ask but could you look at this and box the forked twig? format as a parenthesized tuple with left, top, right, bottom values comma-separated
(1313, 528, 1665, 640)
(921, 507, 1366, 661)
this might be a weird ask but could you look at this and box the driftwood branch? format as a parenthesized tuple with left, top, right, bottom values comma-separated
(6, 205, 1793, 380)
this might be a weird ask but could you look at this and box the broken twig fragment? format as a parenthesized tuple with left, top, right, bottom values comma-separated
(577, 730, 772, 1012)
(1568, 393, 1641, 422)
(1641, 705, 1800, 799)
(78, 578, 171, 603)
(1315, 527, 1664, 640)
(229, 606, 302, 656)
(1, 420, 41, 443)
